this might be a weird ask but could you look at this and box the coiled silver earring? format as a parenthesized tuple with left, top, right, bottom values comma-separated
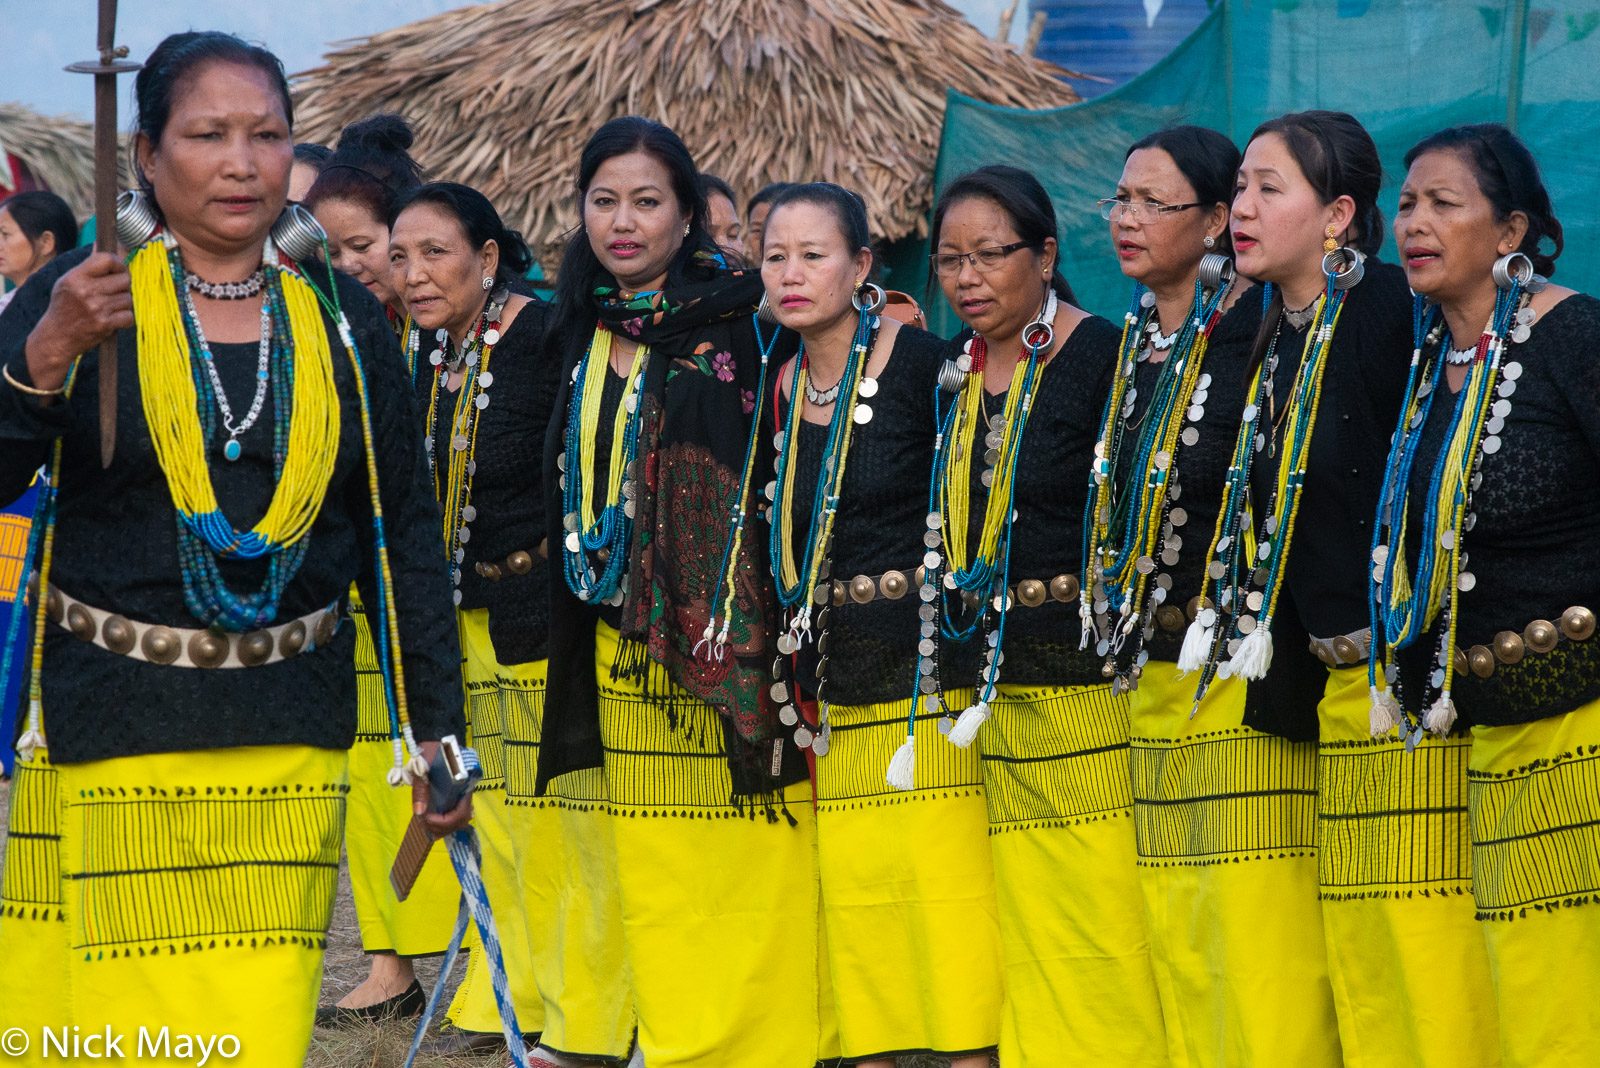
(851, 282, 887, 315)
(1322, 246, 1365, 291)
(1491, 251, 1534, 291)
(115, 189, 161, 250)
(268, 203, 327, 264)
(1197, 252, 1235, 292)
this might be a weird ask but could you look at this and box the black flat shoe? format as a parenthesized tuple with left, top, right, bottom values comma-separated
(418, 1028, 507, 1056)
(314, 979, 425, 1026)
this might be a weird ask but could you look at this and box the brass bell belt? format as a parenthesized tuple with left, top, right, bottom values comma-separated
(46, 585, 343, 669)
(825, 569, 1083, 608)
(474, 539, 549, 582)
(1310, 628, 1373, 668)
(1453, 606, 1596, 679)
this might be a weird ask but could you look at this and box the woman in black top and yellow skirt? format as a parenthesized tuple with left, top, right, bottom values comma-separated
(1084, 129, 1253, 1067)
(539, 117, 819, 1068)
(758, 183, 980, 1064)
(0, 32, 464, 1066)
(922, 165, 1164, 1065)
(1376, 124, 1593, 1068)
(1218, 112, 1492, 1068)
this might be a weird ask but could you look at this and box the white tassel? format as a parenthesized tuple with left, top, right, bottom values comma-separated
(1227, 626, 1274, 680)
(1176, 619, 1212, 674)
(1368, 686, 1402, 736)
(1424, 693, 1457, 736)
(946, 701, 990, 749)
(15, 728, 45, 763)
(885, 734, 916, 792)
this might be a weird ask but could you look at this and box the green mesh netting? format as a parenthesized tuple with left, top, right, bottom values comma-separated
(919, 0, 1600, 332)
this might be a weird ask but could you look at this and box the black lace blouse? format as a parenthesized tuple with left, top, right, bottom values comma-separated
(1394, 292, 1600, 727)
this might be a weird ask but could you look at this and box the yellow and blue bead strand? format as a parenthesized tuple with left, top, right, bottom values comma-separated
(1083, 270, 1228, 688)
(1368, 258, 1538, 745)
(560, 324, 650, 606)
(697, 311, 782, 662)
(765, 311, 876, 755)
(898, 292, 1056, 790)
(1187, 254, 1358, 706)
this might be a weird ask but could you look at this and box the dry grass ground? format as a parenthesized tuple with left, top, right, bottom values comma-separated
(1, 777, 964, 1068)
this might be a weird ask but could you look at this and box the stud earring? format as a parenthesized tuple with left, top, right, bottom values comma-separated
(1323, 224, 1338, 254)
(683, 222, 691, 238)
(481, 276, 493, 291)
(1203, 235, 1216, 250)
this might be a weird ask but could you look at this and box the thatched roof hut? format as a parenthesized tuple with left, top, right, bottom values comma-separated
(293, 0, 1081, 272)
(0, 103, 101, 218)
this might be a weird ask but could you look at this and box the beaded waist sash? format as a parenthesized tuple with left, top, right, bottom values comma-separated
(824, 567, 1083, 609)
(44, 584, 342, 668)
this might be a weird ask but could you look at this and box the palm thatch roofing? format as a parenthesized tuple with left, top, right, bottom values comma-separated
(293, 0, 1082, 272)
(0, 103, 122, 219)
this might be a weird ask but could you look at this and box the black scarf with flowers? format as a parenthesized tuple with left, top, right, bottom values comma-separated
(538, 259, 805, 799)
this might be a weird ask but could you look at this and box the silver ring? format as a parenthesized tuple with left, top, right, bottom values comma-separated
(1492, 251, 1534, 291)
(1197, 252, 1235, 292)
(115, 189, 161, 250)
(1322, 246, 1365, 291)
(852, 282, 887, 315)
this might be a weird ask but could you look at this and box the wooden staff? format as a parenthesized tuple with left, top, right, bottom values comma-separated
(66, 0, 140, 468)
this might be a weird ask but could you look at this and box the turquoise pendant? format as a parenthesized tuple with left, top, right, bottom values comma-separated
(223, 438, 242, 461)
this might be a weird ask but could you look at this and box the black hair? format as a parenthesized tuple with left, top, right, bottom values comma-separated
(0, 191, 79, 264)
(1126, 124, 1241, 254)
(763, 182, 871, 255)
(293, 142, 331, 167)
(1243, 111, 1384, 374)
(1246, 109, 1384, 257)
(133, 32, 293, 217)
(391, 181, 533, 287)
(136, 32, 292, 148)
(698, 174, 738, 211)
(1403, 122, 1563, 278)
(552, 116, 715, 335)
(748, 182, 797, 214)
(304, 114, 426, 227)
(930, 164, 1077, 305)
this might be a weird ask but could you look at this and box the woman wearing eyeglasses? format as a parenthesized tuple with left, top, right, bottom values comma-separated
(922, 165, 1165, 1067)
(1084, 126, 1266, 1068)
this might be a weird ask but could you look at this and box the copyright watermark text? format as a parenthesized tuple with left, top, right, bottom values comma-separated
(0, 1026, 239, 1063)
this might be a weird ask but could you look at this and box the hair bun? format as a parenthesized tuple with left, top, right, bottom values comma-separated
(339, 113, 414, 156)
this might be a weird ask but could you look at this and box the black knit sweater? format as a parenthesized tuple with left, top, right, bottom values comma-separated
(782, 323, 945, 706)
(1394, 292, 1600, 727)
(0, 248, 463, 763)
(420, 299, 560, 666)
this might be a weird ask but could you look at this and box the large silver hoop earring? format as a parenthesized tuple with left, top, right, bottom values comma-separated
(1197, 252, 1235, 292)
(852, 282, 887, 315)
(1322, 246, 1365, 291)
(268, 203, 327, 264)
(1492, 251, 1534, 291)
(757, 292, 778, 325)
(1022, 289, 1060, 352)
(115, 189, 161, 250)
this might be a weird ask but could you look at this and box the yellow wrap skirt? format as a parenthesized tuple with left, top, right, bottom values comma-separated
(813, 692, 1002, 1062)
(1316, 666, 1499, 1067)
(502, 655, 636, 1060)
(0, 743, 347, 1067)
(595, 622, 821, 1068)
(980, 682, 1166, 1067)
(1129, 663, 1341, 1068)
(446, 608, 545, 1036)
(1469, 695, 1600, 1068)
(343, 599, 457, 957)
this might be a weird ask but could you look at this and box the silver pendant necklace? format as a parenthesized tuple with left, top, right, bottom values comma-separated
(804, 377, 842, 406)
(182, 283, 272, 462)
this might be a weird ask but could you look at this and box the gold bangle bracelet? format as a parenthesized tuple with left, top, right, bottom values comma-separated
(2, 362, 67, 397)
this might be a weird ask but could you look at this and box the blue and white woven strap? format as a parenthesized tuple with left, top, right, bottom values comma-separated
(403, 827, 528, 1068)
